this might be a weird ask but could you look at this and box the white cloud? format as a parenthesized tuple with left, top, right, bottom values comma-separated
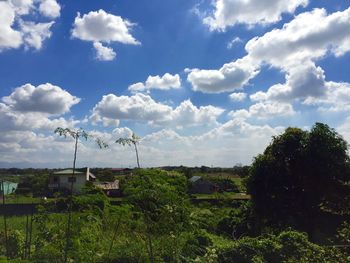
(20, 21, 54, 50)
(227, 37, 242, 49)
(2, 83, 80, 115)
(303, 82, 350, 112)
(91, 93, 224, 128)
(93, 42, 116, 61)
(72, 9, 140, 59)
(229, 102, 296, 120)
(0, 2, 23, 50)
(0, 120, 281, 167)
(245, 8, 350, 69)
(0, 0, 60, 52)
(189, 7, 350, 113)
(251, 62, 326, 102)
(72, 9, 139, 44)
(10, 0, 34, 15)
(140, 119, 283, 167)
(128, 73, 181, 93)
(203, 0, 308, 31)
(229, 92, 247, 102)
(187, 57, 259, 93)
(38, 0, 60, 18)
(337, 117, 350, 144)
(0, 84, 285, 167)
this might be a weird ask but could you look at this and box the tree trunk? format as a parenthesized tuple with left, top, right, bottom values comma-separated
(2, 181, 8, 259)
(107, 215, 122, 259)
(146, 223, 155, 263)
(64, 135, 78, 263)
(134, 143, 140, 168)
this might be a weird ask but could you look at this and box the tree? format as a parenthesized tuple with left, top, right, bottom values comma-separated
(123, 169, 190, 262)
(116, 132, 141, 168)
(247, 123, 350, 236)
(54, 127, 108, 263)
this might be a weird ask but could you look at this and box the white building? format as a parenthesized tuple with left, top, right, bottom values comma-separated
(48, 167, 95, 193)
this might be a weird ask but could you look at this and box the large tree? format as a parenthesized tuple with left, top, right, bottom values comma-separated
(247, 123, 350, 235)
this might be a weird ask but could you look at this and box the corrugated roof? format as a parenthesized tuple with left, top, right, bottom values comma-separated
(53, 169, 84, 175)
(189, 176, 202, 183)
(95, 180, 119, 190)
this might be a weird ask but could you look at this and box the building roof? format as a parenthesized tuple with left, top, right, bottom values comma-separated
(94, 180, 119, 190)
(53, 169, 84, 175)
(189, 176, 202, 183)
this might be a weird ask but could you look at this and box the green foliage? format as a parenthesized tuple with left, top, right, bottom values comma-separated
(217, 201, 255, 238)
(247, 123, 350, 234)
(124, 169, 190, 229)
(181, 231, 213, 260)
(124, 169, 191, 262)
(205, 177, 240, 193)
(0, 230, 24, 259)
(218, 230, 347, 263)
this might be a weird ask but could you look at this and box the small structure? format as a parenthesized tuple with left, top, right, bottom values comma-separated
(189, 176, 218, 194)
(48, 167, 95, 193)
(111, 168, 132, 176)
(94, 180, 120, 197)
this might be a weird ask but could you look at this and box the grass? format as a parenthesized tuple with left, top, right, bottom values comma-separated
(4, 195, 43, 204)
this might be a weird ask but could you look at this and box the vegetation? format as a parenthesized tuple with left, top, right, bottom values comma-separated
(115, 132, 141, 168)
(1, 122, 350, 262)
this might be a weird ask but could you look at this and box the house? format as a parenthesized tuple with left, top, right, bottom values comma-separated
(48, 167, 95, 193)
(94, 180, 121, 197)
(189, 176, 218, 194)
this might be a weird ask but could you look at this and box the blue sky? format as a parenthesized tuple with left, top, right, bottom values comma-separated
(1, 0, 350, 168)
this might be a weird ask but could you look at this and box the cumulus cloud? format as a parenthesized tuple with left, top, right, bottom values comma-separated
(93, 42, 116, 61)
(245, 8, 350, 69)
(251, 63, 326, 102)
(188, 7, 350, 113)
(38, 0, 60, 18)
(0, 2, 23, 50)
(0, 0, 60, 52)
(0, 118, 283, 167)
(229, 102, 296, 120)
(203, 0, 308, 31)
(128, 73, 181, 93)
(187, 57, 259, 93)
(72, 9, 139, 44)
(10, 0, 34, 15)
(229, 92, 247, 102)
(91, 93, 224, 128)
(0, 82, 83, 167)
(303, 82, 350, 112)
(141, 119, 283, 166)
(20, 21, 54, 50)
(71, 9, 140, 60)
(2, 83, 80, 115)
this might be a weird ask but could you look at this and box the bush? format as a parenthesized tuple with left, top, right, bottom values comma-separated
(0, 230, 25, 259)
(218, 230, 348, 263)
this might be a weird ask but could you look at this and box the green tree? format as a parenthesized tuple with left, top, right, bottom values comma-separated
(247, 123, 350, 236)
(115, 132, 141, 168)
(123, 169, 190, 262)
(54, 127, 108, 263)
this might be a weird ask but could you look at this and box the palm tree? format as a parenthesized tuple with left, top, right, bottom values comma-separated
(54, 127, 108, 263)
(116, 132, 141, 168)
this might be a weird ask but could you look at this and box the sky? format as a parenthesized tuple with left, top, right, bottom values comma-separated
(1, 0, 350, 168)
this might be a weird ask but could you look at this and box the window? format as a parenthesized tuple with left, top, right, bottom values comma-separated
(68, 177, 76, 183)
(53, 176, 59, 183)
